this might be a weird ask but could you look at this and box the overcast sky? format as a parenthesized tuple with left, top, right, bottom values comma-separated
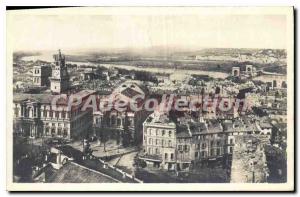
(7, 12, 287, 51)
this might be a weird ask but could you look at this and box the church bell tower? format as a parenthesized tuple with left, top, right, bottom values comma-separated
(50, 49, 70, 94)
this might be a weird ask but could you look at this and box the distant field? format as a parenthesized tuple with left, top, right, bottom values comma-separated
(98, 60, 287, 75)
(14, 49, 287, 75)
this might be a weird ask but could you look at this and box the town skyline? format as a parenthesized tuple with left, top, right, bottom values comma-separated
(7, 7, 293, 191)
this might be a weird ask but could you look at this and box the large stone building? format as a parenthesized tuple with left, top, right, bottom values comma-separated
(141, 112, 177, 170)
(13, 90, 96, 139)
(93, 81, 148, 140)
(50, 49, 70, 94)
(140, 111, 269, 171)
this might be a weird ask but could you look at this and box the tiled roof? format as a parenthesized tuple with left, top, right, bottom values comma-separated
(189, 122, 208, 134)
(47, 162, 118, 183)
(121, 87, 142, 99)
(13, 93, 54, 104)
(176, 124, 192, 138)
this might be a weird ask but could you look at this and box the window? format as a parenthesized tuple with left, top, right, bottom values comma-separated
(210, 141, 214, 147)
(168, 140, 172, 147)
(162, 130, 165, 136)
(148, 138, 152, 144)
(178, 145, 182, 151)
(165, 153, 168, 159)
(195, 152, 199, 158)
(117, 118, 122, 126)
(156, 139, 159, 145)
(217, 148, 220, 156)
(201, 151, 205, 157)
(161, 139, 164, 147)
(202, 143, 206, 149)
(216, 141, 220, 146)
(170, 153, 174, 160)
(49, 111, 53, 118)
(45, 128, 49, 135)
(62, 111, 66, 119)
(14, 107, 19, 117)
(57, 128, 62, 136)
(169, 130, 172, 137)
(229, 147, 233, 153)
(230, 139, 234, 144)
(63, 129, 68, 137)
(155, 148, 159, 154)
(184, 145, 188, 151)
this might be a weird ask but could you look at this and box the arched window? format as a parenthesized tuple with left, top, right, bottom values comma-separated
(111, 115, 116, 126)
(45, 128, 49, 135)
(282, 81, 287, 88)
(233, 70, 238, 76)
(117, 118, 121, 126)
(57, 128, 62, 136)
(51, 128, 55, 135)
(63, 129, 68, 137)
(273, 80, 277, 88)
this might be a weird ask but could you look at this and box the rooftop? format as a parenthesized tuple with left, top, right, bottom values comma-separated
(46, 162, 119, 183)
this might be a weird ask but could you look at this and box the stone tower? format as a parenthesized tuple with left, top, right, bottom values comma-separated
(50, 49, 70, 94)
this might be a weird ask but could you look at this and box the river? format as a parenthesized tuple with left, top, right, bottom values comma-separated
(21, 54, 229, 79)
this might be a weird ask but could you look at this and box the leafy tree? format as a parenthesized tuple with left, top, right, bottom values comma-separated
(98, 128, 109, 152)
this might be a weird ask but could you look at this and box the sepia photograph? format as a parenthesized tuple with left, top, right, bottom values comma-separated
(6, 6, 294, 191)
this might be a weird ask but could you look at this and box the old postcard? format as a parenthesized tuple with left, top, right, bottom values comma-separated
(6, 7, 294, 191)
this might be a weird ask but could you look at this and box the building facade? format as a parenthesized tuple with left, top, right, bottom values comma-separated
(140, 111, 267, 171)
(141, 112, 177, 170)
(13, 90, 96, 139)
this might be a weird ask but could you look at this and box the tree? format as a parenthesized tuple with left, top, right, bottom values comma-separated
(98, 128, 109, 152)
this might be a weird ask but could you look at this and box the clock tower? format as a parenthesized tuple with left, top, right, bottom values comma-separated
(50, 49, 70, 94)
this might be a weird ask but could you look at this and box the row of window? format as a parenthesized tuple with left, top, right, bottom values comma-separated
(45, 127, 68, 136)
(194, 148, 223, 158)
(34, 69, 40, 74)
(193, 133, 224, 140)
(43, 110, 69, 119)
(146, 138, 230, 150)
(147, 137, 173, 147)
(44, 122, 69, 128)
(178, 145, 190, 152)
(147, 128, 174, 137)
(15, 106, 73, 119)
(148, 148, 224, 160)
(33, 77, 40, 83)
